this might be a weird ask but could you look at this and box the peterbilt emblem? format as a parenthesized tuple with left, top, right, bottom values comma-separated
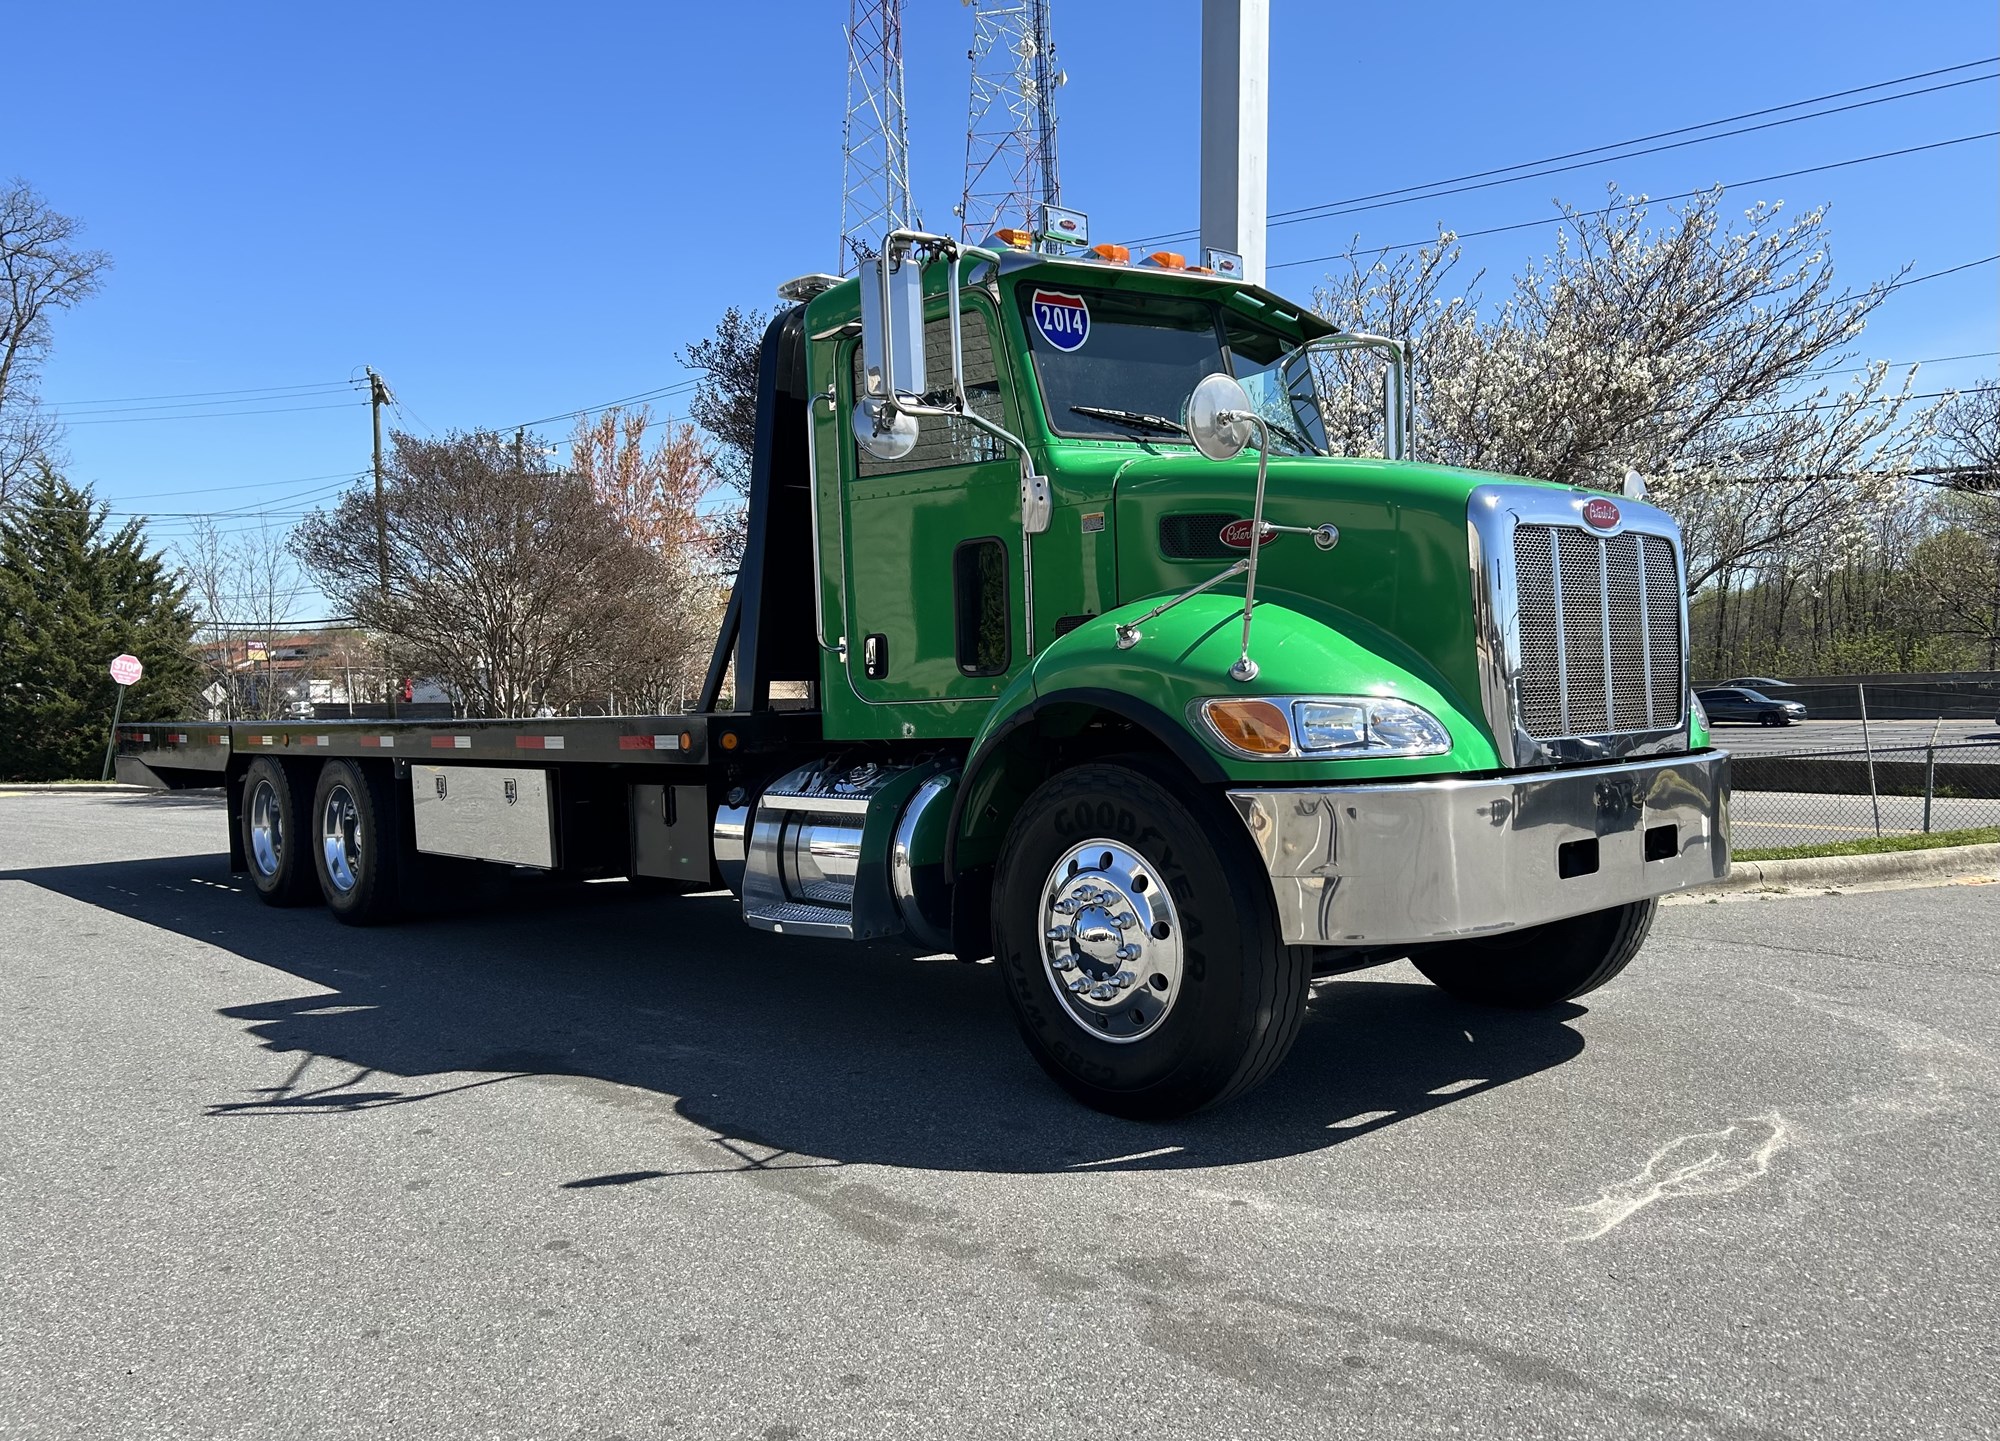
(1583, 497, 1621, 530)
(504, 779, 518, 806)
(1218, 518, 1279, 550)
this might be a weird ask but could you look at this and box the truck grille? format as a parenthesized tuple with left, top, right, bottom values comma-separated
(1513, 525, 1684, 739)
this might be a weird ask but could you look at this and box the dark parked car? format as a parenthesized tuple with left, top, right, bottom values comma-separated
(1697, 687, 1808, 726)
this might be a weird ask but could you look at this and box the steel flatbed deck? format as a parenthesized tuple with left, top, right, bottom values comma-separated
(114, 711, 822, 788)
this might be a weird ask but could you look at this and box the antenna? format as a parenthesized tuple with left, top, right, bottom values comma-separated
(840, 0, 917, 275)
(958, 0, 1063, 244)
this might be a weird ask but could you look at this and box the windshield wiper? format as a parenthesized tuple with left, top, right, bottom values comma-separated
(1260, 415, 1319, 454)
(1070, 405, 1187, 437)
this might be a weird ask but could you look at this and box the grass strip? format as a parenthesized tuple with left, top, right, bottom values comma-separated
(1736, 826, 1999, 862)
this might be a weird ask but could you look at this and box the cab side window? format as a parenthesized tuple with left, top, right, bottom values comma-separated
(851, 308, 1008, 477)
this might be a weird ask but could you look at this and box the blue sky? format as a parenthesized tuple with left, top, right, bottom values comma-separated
(10, 0, 1997, 570)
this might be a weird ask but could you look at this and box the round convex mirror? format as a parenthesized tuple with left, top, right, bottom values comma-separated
(1183, 373, 1256, 461)
(852, 397, 919, 462)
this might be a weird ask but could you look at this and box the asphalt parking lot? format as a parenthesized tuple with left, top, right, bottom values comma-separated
(3, 791, 1997, 1440)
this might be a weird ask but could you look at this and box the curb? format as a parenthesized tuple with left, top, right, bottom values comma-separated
(0, 783, 150, 795)
(1696, 842, 2000, 895)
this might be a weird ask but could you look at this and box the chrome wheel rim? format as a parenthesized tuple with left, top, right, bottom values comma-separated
(248, 778, 283, 878)
(321, 784, 362, 894)
(1038, 838, 1183, 1044)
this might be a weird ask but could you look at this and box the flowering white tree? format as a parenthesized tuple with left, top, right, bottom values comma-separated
(1310, 190, 1941, 592)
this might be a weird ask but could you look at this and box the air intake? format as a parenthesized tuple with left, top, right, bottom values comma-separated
(1159, 513, 1242, 560)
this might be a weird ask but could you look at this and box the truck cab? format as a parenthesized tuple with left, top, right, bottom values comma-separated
(707, 228, 1726, 1113)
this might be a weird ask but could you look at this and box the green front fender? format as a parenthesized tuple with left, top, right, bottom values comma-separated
(948, 591, 1503, 871)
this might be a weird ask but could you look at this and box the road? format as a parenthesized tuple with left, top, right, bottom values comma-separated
(1712, 717, 1999, 758)
(4, 792, 1997, 1440)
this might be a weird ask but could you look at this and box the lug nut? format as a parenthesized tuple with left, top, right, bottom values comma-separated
(1115, 944, 1139, 962)
(1112, 912, 1137, 929)
(1054, 898, 1080, 916)
(1066, 976, 1090, 994)
(1045, 925, 1071, 943)
(1052, 954, 1078, 972)
(1088, 983, 1115, 1001)
(1113, 970, 1136, 990)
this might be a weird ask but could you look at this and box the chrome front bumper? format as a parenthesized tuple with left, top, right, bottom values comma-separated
(1227, 752, 1729, 946)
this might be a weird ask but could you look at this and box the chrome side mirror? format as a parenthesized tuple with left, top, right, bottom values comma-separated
(852, 397, 918, 461)
(1184, 372, 1256, 461)
(858, 250, 926, 401)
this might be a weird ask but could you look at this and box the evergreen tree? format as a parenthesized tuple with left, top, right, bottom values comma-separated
(0, 464, 197, 779)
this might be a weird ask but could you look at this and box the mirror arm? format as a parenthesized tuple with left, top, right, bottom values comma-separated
(1226, 414, 1273, 682)
(1114, 560, 1250, 650)
(878, 232, 1048, 657)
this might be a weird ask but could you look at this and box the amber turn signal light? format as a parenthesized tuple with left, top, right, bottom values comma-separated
(1201, 699, 1292, 756)
(1091, 243, 1130, 264)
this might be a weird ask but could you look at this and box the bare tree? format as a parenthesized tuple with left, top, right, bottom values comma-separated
(1, 181, 111, 506)
(176, 519, 311, 719)
(568, 407, 728, 713)
(292, 429, 672, 717)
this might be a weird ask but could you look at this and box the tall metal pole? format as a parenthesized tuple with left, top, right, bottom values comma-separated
(99, 683, 127, 783)
(1199, 0, 1268, 284)
(365, 366, 396, 717)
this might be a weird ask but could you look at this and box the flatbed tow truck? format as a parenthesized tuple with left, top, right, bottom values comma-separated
(118, 224, 1729, 1118)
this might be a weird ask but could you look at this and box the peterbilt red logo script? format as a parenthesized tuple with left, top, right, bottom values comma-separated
(1219, 519, 1279, 549)
(1583, 498, 1621, 530)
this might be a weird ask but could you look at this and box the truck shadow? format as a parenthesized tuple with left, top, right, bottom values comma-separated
(6, 846, 1588, 1176)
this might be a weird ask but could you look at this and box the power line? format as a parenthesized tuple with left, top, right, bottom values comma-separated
(53, 386, 359, 418)
(1872, 253, 1999, 294)
(1805, 350, 2000, 378)
(1270, 131, 2000, 271)
(501, 377, 700, 433)
(42, 379, 356, 406)
(63, 400, 363, 427)
(1732, 383, 1993, 421)
(99, 469, 367, 502)
(1127, 56, 1999, 248)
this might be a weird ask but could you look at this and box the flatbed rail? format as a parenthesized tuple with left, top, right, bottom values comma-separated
(114, 712, 821, 788)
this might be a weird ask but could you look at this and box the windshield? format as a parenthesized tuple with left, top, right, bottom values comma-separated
(1018, 284, 1329, 456)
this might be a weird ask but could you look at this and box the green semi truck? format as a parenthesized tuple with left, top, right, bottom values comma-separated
(118, 226, 1729, 1118)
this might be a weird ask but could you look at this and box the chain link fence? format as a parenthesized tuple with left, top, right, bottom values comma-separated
(1728, 740, 2000, 851)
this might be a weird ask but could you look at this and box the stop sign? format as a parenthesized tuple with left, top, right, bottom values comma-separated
(109, 653, 143, 687)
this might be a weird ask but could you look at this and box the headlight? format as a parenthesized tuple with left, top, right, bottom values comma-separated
(1196, 696, 1452, 759)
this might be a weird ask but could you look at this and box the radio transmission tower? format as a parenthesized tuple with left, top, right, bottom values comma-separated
(958, 0, 1063, 243)
(839, 0, 916, 274)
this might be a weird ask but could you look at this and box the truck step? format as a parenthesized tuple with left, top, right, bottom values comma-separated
(742, 899, 855, 939)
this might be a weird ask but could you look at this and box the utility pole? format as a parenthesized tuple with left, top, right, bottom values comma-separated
(365, 366, 396, 717)
(1199, 0, 1269, 284)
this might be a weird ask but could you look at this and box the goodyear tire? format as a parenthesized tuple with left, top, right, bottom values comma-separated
(311, 759, 402, 925)
(1410, 899, 1657, 1008)
(239, 757, 318, 906)
(992, 761, 1310, 1119)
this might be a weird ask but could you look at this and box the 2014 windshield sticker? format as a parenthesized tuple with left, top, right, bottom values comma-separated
(1031, 290, 1089, 351)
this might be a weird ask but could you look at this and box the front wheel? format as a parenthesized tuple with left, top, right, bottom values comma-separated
(992, 762, 1310, 1119)
(1410, 900, 1657, 1008)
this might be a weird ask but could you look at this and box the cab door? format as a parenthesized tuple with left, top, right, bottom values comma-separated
(838, 300, 1025, 722)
